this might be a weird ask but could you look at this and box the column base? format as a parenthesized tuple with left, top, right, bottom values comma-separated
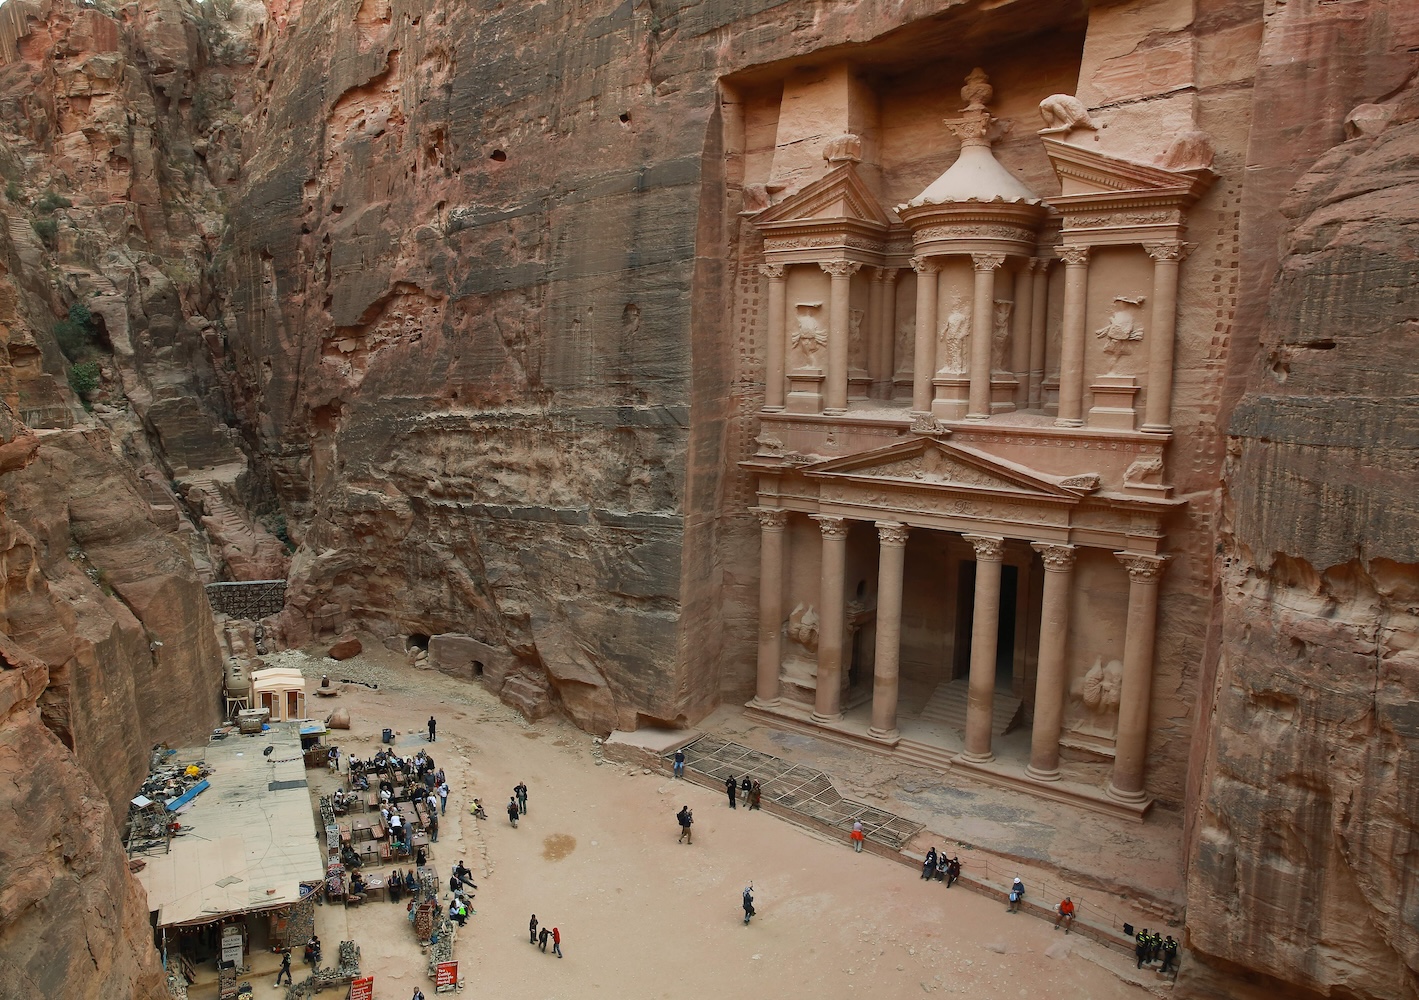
(748, 696, 781, 711)
(823, 407, 847, 416)
(957, 749, 995, 765)
(1139, 422, 1173, 434)
(963, 411, 989, 421)
(810, 711, 844, 725)
(1025, 764, 1062, 783)
(762, 405, 786, 413)
(1053, 416, 1084, 428)
(866, 726, 901, 745)
(1105, 780, 1148, 804)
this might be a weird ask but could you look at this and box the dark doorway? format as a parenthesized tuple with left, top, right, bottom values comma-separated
(951, 561, 1019, 684)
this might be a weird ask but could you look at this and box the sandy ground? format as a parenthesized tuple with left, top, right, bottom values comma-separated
(238, 642, 1161, 1000)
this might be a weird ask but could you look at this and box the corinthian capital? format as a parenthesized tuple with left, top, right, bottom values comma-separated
(820, 260, 862, 278)
(754, 507, 789, 531)
(813, 515, 851, 539)
(875, 521, 910, 547)
(1143, 240, 1192, 263)
(760, 263, 786, 279)
(963, 533, 1005, 561)
(910, 256, 939, 275)
(1031, 542, 1076, 571)
(1057, 245, 1090, 267)
(1117, 552, 1170, 583)
(971, 252, 1006, 272)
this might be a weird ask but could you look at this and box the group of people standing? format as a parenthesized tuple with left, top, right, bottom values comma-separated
(1135, 928, 1179, 974)
(507, 781, 529, 826)
(528, 914, 563, 958)
(724, 774, 762, 809)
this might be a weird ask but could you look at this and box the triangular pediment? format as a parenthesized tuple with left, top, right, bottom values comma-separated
(755, 162, 894, 230)
(803, 438, 1085, 500)
(1042, 138, 1214, 200)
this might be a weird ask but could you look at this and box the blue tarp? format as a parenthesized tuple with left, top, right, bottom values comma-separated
(165, 779, 209, 812)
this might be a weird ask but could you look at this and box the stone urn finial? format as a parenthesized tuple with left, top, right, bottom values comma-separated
(961, 67, 993, 110)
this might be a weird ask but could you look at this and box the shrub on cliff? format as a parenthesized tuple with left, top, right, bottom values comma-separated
(67, 361, 101, 397)
(55, 303, 100, 362)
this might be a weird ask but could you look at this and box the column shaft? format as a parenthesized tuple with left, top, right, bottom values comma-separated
(1055, 246, 1090, 426)
(762, 264, 787, 410)
(822, 261, 859, 413)
(911, 258, 939, 412)
(1011, 263, 1033, 408)
(752, 509, 789, 707)
(961, 534, 1005, 762)
(1027, 543, 1076, 780)
(813, 516, 850, 723)
(876, 269, 898, 398)
(1028, 259, 1049, 408)
(1142, 242, 1186, 432)
(1108, 554, 1169, 802)
(869, 522, 910, 740)
(866, 270, 885, 393)
(968, 254, 1004, 419)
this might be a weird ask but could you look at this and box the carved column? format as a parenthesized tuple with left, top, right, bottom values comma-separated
(1028, 258, 1050, 408)
(752, 508, 790, 707)
(1108, 553, 1170, 802)
(910, 257, 939, 413)
(1055, 245, 1091, 426)
(961, 534, 1005, 762)
(874, 268, 899, 399)
(1141, 241, 1188, 432)
(869, 521, 910, 741)
(968, 253, 1005, 419)
(821, 260, 860, 414)
(812, 515, 850, 723)
(866, 268, 885, 395)
(1011, 261, 1033, 408)
(761, 264, 787, 411)
(1027, 543, 1076, 781)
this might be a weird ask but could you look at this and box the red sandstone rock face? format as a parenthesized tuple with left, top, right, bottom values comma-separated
(329, 635, 362, 659)
(1185, 5, 1419, 998)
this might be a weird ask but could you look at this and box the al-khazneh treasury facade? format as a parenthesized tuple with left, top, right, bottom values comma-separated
(726, 58, 1228, 820)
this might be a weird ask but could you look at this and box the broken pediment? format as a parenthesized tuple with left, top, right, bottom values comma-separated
(1043, 138, 1214, 199)
(755, 161, 895, 230)
(803, 438, 1086, 501)
(1042, 138, 1215, 245)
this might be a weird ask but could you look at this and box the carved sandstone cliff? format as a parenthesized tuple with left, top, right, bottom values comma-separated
(1183, 3, 1419, 997)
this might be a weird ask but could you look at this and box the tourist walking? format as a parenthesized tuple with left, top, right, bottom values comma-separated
(677, 805, 694, 844)
(427, 716, 437, 742)
(725, 774, 737, 808)
(850, 819, 865, 853)
(1007, 877, 1025, 912)
(274, 949, 292, 986)
(673, 748, 685, 778)
(508, 796, 520, 827)
(529, 914, 539, 945)
(438, 781, 449, 815)
(742, 885, 755, 925)
(552, 926, 562, 958)
(515, 781, 528, 815)
(428, 808, 439, 843)
(538, 926, 550, 952)
(1054, 897, 1075, 932)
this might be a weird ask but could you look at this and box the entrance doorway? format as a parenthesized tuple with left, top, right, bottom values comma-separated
(950, 561, 1018, 683)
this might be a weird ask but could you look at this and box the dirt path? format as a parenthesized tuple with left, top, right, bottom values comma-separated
(257, 641, 1156, 1000)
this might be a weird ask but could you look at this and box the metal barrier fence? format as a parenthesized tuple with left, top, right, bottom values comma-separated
(204, 579, 287, 619)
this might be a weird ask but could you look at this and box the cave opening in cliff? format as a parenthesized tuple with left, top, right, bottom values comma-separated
(408, 633, 430, 651)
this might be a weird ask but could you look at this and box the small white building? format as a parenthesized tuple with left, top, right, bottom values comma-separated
(251, 666, 307, 722)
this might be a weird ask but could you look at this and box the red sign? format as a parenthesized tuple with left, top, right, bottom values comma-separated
(436, 962, 458, 989)
(349, 975, 373, 1000)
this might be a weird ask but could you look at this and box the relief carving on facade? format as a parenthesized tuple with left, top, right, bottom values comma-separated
(849, 308, 866, 368)
(786, 602, 819, 652)
(937, 296, 971, 374)
(1071, 655, 1124, 738)
(789, 303, 827, 370)
(991, 299, 1013, 373)
(1095, 295, 1146, 371)
(1123, 456, 1164, 486)
(1037, 94, 1099, 135)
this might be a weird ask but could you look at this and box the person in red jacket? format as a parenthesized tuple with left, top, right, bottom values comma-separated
(1054, 896, 1076, 933)
(551, 926, 562, 958)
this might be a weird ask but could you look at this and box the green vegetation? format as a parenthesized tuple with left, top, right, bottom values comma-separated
(34, 190, 72, 214)
(54, 303, 101, 362)
(31, 217, 57, 247)
(4, 181, 21, 203)
(67, 360, 101, 396)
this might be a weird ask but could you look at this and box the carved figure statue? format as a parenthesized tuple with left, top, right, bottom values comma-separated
(937, 297, 970, 374)
(1095, 295, 1146, 370)
(1038, 94, 1099, 134)
(786, 603, 819, 653)
(789, 303, 827, 371)
(1124, 456, 1165, 486)
(848, 308, 866, 368)
(991, 299, 1013, 372)
(895, 317, 914, 377)
(1081, 657, 1124, 718)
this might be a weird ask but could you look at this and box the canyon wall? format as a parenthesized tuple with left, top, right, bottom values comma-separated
(1183, 1, 1419, 997)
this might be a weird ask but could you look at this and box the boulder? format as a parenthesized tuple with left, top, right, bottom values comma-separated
(326, 708, 351, 730)
(328, 637, 362, 660)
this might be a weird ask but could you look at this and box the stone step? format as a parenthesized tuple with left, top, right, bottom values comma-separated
(919, 678, 1020, 736)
